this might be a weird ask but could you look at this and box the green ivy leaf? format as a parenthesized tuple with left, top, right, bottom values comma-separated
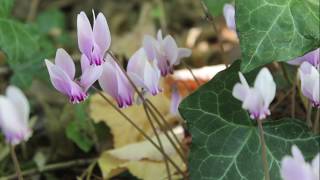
(66, 103, 94, 153)
(203, 0, 234, 16)
(179, 61, 319, 180)
(0, 0, 15, 17)
(236, 0, 320, 72)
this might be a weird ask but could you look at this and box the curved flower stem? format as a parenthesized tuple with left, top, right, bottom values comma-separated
(146, 99, 185, 152)
(257, 120, 270, 180)
(313, 108, 320, 133)
(10, 145, 23, 180)
(92, 87, 186, 178)
(199, 0, 228, 67)
(291, 73, 298, 118)
(181, 61, 201, 86)
(145, 101, 187, 164)
(306, 102, 313, 128)
(142, 103, 172, 180)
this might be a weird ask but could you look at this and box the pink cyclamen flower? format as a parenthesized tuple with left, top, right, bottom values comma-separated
(77, 11, 111, 65)
(288, 48, 319, 69)
(298, 62, 319, 108)
(143, 30, 192, 76)
(98, 55, 134, 108)
(232, 68, 276, 120)
(170, 85, 181, 115)
(127, 48, 162, 96)
(281, 145, 319, 180)
(45, 48, 102, 104)
(223, 4, 236, 31)
(0, 86, 31, 145)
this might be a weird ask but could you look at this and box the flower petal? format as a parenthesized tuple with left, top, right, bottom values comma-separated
(163, 35, 178, 66)
(93, 13, 111, 54)
(223, 4, 236, 31)
(175, 48, 192, 65)
(0, 96, 31, 145)
(281, 156, 313, 180)
(55, 48, 76, 79)
(45, 59, 73, 96)
(5, 86, 30, 125)
(254, 68, 276, 107)
(291, 145, 305, 162)
(80, 54, 90, 73)
(143, 35, 157, 61)
(77, 11, 94, 58)
(157, 29, 163, 41)
(80, 64, 103, 91)
(299, 62, 319, 104)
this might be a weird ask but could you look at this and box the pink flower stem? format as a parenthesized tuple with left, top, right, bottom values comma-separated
(257, 120, 270, 180)
(10, 145, 23, 180)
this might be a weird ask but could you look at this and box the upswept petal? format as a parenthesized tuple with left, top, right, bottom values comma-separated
(45, 59, 73, 96)
(254, 68, 276, 107)
(127, 48, 148, 87)
(157, 29, 163, 41)
(93, 13, 111, 55)
(163, 35, 178, 66)
(143, 35, 157, 61)
(232, 83, 249, 102)
(80, 64, 103, 91)
(143, 60, 161, 95)
(176, 48, 192, 65)
(281, 156, 313, 180)
(288, 48, 319, 67)
(80, 54, 90, 73)
(55, 48, 76, 79)
(5, 86, 30, 125)
(291, 145, 305, 162)
(0, 96, 31, 145)
(77, 11, 94, 58)
(223, 4, 236, 31)
(312, 154, 319, 179)
(299, 62, 319, 103)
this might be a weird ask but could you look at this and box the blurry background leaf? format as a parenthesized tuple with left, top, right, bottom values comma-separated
(0, 0, 15, 17)
(203, 0, 234, 16)
(179, 60, 320, 180)
(36, 9, 65, 34)
(237, 0, 320, 72)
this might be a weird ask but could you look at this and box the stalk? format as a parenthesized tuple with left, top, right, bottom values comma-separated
(10, 145, 23, 180)
(257, 120, 270, 180)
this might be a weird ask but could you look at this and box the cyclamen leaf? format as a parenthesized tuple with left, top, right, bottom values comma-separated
(179, 61, 320, 180)
(236, 0, 320, 72)
(0, 0, 15, 17)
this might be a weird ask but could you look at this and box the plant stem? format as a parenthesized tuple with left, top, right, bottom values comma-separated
(93, 87, 186, 178)
(313, 108, 320, 133)
(306, 102, 313, 128)
(291, 73, 298, 118)
(199, 0, 228, 67)
(143, 103, 172, 180)
(181, 61, 201, 86)
(9, 145, 23, 180)
(257, 120, 270, 180)
(145, 101, 187, 164)
(146, 99, 185, 152)
(2, 158, 95, 180)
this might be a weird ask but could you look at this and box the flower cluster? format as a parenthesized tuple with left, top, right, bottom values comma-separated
(281, 145, 319, 180)
(45, 11, 191, 108)
(0, 86, 31, 145)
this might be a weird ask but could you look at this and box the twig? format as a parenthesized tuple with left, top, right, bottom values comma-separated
(181, 61, 201, 86)
(313, 108, 320, 133)
(257, 120, 270, 180)
(2, 158, 94, 180)
(199, 1, 228, 67)
(10, 145, 23, 180)
(27, 0, 40, 22)
(92, 87, 186, 178)
(143, 104, 172, 180)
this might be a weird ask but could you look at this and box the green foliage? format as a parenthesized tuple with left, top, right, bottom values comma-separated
(203, 0, 234, 16)
(179, 61, 320, 180)
(236, 0, 320, 72)
(36, 9, 66, 34)
(0, 0, 14, 17)
(66, 103, 94, 153)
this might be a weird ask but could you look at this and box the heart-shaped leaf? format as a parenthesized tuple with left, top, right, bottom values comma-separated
(236, 0, 320, 72)
(179, 61, 320, 179)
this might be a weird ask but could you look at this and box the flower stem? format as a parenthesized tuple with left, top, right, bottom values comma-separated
(313, 108, 319, 133)
(257, 120, 270, 180)
(142, 103, 172, 180)
(181, 61, 201, 86)
(93, 87, 186, 178)
(291, 73, 298, 118)
(306, 102, 313, 128)
(10, 145, 23, 180)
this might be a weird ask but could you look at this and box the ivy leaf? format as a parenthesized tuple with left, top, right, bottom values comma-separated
(203, 0, 234, 16)
(0, 0, 15, 17)
(236, 0, 320, 72)
(179, 61, 319, 180)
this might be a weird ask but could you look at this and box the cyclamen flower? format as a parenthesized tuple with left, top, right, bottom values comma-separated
(143, 30, 192, 76)
(0, 86, 31, 145)
(77, 11, 111, 65)
(232, 68, 276, 120)
(298, 62, 319, 108)
(170, 85, 181, 115)
(288, 48, 319, 69)
(45, 49, 102, 104)
(281, 145, 319, 180)
(98, 55, 134, 108)
(127, 48, 162, 96)
(223, 4, 236, 31)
